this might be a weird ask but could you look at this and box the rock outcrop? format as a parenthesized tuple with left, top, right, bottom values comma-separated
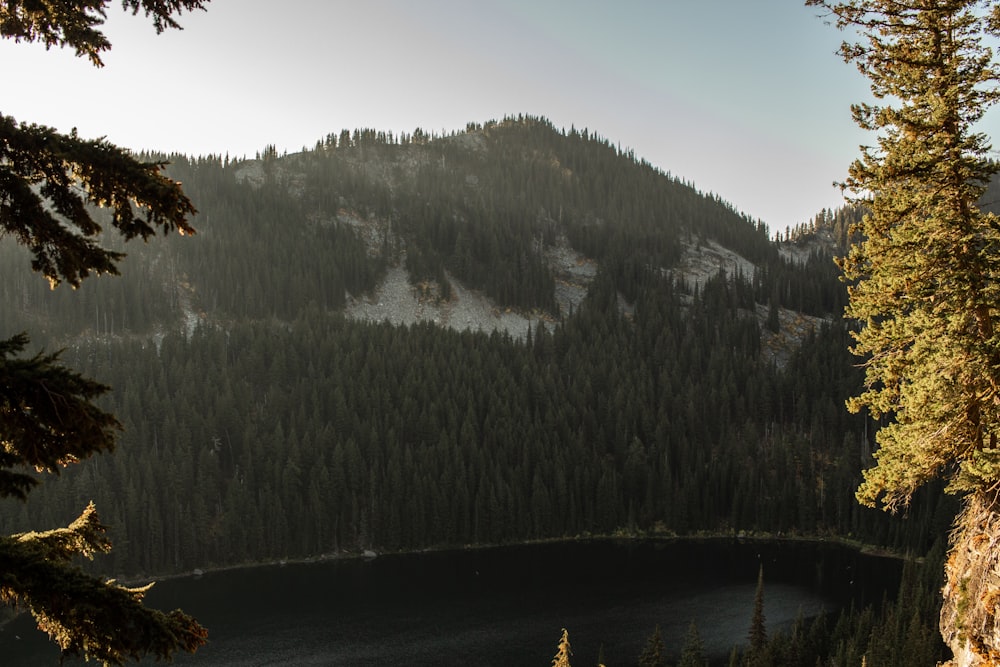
(941, 491, 1000, 666)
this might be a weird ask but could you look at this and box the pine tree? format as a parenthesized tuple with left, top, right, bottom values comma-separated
(0, 1, 208, 663)
(552, 627, 573, 667)
(809, 1, 1000, 660)
(678, 620, 707, 667)
(804, 1, 1000, 510)
(638, 624, 667, 667)
(746, 565, 768, 667)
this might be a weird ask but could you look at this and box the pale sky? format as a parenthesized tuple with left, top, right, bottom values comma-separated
(5, 0, 996, 233)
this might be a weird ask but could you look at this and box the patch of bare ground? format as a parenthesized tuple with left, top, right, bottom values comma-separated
(675, 239, 758, 289)
(345, 264, 546, 340)
(756, 304, 829, 368)
(345, 232, 598, 338)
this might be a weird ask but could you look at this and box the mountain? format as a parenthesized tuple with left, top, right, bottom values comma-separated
(1, 115, 845, 347)
(0, 116, 944, 580)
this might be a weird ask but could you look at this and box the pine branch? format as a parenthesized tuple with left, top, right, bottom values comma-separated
(0, 0, 207, 67)
(0, 332, 120, 500)
(0, 504, 207, 665)
(0, 115, 197, 287)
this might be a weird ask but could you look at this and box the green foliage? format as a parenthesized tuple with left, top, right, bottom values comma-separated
(677, 621, 706, 667)
(552, 628, 572, 667)
(0, 270, 947, 574)
(0, 115, 196, 288)
(0, 0, 208, 66)
(0, 333, 120, 500)
(637, 625, 666, 667)
(0, 503, 206, 664)
(807, 0, 1000, 510)
(0, 0, 208, 663)
(746, 566, 768, 667)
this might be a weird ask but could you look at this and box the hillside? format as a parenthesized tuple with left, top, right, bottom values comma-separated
(1, 116, 845, 353)
(0, 116, 957, 663)
(0, 115, 940, 573)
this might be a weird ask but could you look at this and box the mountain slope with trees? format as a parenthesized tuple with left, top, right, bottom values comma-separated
(0, 117, 942, 568)
(0, 115, 847, 344)
(0, 116, 953, 663)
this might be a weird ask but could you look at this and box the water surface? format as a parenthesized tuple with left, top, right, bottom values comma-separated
(0, 538, 901, 666)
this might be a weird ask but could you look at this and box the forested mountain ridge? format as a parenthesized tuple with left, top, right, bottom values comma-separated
(0, 115, 848, 350)
(0, 116, 945, 586)
(212, 115, 851, 340)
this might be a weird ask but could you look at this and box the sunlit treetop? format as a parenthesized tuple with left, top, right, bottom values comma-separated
(808, 0, 1000, 511)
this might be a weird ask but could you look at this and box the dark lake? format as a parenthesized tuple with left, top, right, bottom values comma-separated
(0, 538, 902, 666)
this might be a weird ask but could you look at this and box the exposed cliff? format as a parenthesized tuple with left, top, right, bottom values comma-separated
(941, 491, 1000, 666)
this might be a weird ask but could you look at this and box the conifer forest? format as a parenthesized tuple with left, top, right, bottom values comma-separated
(0, 117, 967, 664)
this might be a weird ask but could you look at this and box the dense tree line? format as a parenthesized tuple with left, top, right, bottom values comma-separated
(0, 123, 950, 580)
(0, 115, 959, 663)
(0, 264, 950, 577)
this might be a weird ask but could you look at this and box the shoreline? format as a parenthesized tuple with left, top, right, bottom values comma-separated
(0, 529, 913, 632)
(120, 529, 911, 588)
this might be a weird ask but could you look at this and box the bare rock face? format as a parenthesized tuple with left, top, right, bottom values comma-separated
(940, 492, 1000, 666)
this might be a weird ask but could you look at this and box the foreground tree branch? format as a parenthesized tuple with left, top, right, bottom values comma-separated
(0, 0, 207, 66)
(0, 504, 207, 665)
(0, 115, 197, 287)
(0, 0, 209, 662)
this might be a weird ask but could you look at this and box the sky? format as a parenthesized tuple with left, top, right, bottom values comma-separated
(5, 0, 997, 233)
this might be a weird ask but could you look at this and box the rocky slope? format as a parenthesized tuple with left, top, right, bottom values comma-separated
(941, 492, 1000, 666)
(337, 204, 833, 363)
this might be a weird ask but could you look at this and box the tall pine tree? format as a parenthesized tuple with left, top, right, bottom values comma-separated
(810, 0, 1000, 662)
(638, 625, 667, 667)
(746, 565, 768, 667)
(805, 0, 1000, 509)
(678, 620, 707, 667)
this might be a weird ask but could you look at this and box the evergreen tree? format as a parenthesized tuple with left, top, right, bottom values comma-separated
(809, 1, 1000, 656)
(0, 1, 208, 663)
(746, 565, 768, 667)
(677, 621, 706, 667)
(552, 627, 573, 667)
(638, 624, 667, 667)
(804, 0, 1000, 509)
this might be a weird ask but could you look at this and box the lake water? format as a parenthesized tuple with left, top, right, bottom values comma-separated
(0, 538, 902, 666)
